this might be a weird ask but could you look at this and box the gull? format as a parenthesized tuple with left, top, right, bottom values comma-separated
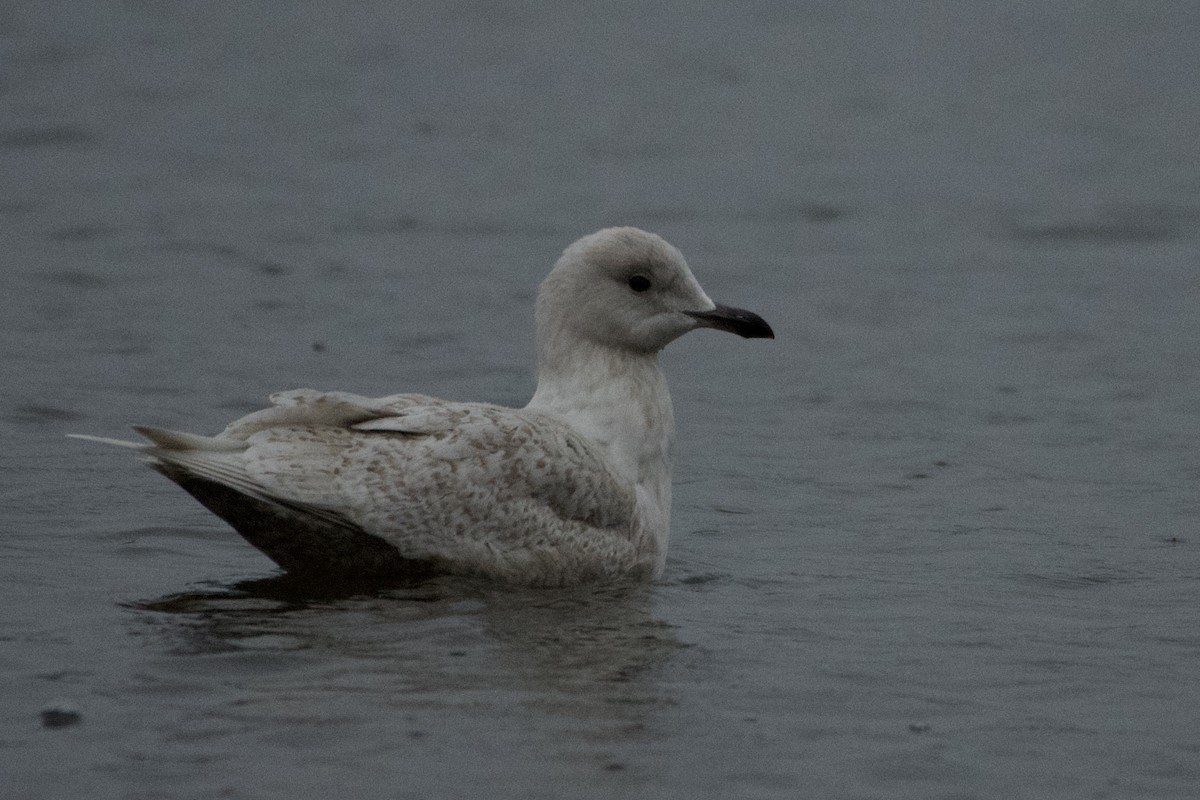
(75, 227, 773, 586)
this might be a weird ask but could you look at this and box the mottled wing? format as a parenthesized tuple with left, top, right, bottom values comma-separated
(237, 401, 643, 583)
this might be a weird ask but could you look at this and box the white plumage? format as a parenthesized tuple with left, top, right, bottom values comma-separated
(75, 227, 773, 585)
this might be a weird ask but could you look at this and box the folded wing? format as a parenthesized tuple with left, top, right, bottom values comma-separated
(131, 390, 646, 584)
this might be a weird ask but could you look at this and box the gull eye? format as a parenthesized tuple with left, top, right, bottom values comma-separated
(627, 275, 651, 292)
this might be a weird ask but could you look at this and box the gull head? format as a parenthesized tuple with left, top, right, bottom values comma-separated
(536, 227, 774, 358)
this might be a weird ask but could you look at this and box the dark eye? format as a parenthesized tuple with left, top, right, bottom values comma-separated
(627, 275, 651, 292)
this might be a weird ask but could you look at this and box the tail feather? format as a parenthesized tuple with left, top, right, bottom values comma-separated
(70, 427, 245, 453)
(73, 425, 433, 578)
(73, 426, 262, 501)
(67, 433, 146, 450)
(132, 426, 245, 452)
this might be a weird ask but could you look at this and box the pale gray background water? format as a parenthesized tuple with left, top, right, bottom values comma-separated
(2, 2, 1198, 798)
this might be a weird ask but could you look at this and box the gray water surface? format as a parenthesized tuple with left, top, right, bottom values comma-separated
(3, 2, 1199, 798)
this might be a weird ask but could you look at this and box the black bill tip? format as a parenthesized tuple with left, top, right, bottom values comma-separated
(685, 304, 775, 339)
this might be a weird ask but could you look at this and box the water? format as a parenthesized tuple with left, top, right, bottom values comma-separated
(3, 2, 1199, 797)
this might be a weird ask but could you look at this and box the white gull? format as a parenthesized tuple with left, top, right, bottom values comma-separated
(75, 227, 773, 586)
